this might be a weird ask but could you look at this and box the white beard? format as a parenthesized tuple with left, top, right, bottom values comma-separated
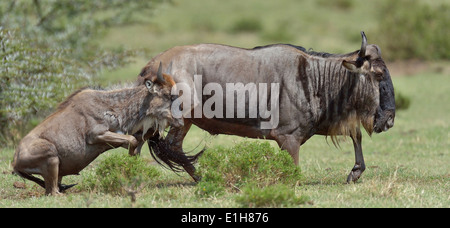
(131, 116, 168, 140)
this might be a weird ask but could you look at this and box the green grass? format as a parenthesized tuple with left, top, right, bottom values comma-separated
(195, 141, 303, 198)
(1, 0, 449, 207)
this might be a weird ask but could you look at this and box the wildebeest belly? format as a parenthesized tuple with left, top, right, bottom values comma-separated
(57, 144, 110, 176)
(189, 117, 272, 139)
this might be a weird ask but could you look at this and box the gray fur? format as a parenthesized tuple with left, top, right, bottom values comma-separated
(137, 32, 395, 183)
(12, 78, 179, 195)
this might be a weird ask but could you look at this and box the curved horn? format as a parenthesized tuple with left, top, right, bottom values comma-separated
(359, 31, 367, 58)
(157, 62, 165, 83)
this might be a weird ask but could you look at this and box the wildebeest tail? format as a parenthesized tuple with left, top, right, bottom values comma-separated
(15, 171, 46, 189)
(14, 170, 77, 192)
(147, 134, 204, 173)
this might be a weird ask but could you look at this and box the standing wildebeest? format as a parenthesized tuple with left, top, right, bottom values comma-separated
(12, 64, 193, 195)
(138, 32, 395, 183)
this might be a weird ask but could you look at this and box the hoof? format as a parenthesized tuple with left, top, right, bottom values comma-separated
(346, 170, 362, 183)
(346, 164, 365, 183)
(47, 191, 63, 196)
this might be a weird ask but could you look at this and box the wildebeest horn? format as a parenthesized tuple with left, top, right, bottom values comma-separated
(157, 61, 165, 83)
(359, 31, 367, 58)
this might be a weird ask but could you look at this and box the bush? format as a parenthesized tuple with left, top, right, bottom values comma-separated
(230, 18, 263, 33)
(375, 0, 450, 60)
(83, 153, 160, 195)
(395, 91, 411, 111)
(0, 29, 88, 145)
(195, 141, 303, 196)
(0, 1, 162, 146)
(316, 0, 354, 10)
(235, 184, 308, 208)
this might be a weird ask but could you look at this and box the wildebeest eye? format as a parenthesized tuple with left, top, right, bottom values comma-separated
(145, 80, 153, 90)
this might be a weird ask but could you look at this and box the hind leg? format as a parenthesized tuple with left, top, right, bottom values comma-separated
(13, 139, 61, 195)
(42, 156, 61, 196)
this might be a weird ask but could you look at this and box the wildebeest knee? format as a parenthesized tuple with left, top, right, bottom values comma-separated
(129, 136, 139, 148)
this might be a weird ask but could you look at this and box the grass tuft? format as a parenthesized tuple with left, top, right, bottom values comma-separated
(195, 141, 303, 196)
(235, 184, 309, 208)
(81, 153, 160, 195)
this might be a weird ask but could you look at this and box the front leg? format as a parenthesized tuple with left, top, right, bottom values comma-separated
(347, 128, 366, 183)
(273, 134, 302, 166)
(131, 131, 147, 156)
(94, 131, 139, 156)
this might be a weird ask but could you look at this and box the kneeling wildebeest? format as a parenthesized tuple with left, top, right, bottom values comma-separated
(138, 31, 395, 183)
(12, 64, 189, 195)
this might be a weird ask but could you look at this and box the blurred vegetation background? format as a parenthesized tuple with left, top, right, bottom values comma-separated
(0, 0, 163, 145)
(1, 0, 449, 146)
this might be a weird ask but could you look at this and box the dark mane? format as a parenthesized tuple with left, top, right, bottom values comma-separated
(252, 43, 358, 58)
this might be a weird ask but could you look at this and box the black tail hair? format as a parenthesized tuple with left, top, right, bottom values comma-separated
(147, 134, 204, 173)
(15, 171, 76, 192)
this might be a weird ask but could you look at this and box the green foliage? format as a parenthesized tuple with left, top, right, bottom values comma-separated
(0, 29, 88, 144)
(0, 0, 163, 146)
(395, 91, 411, 111)
(316, 0, 354, 10)
(376, 0, 450, 60)
(230, 17, 263, 33)
(235, 184, 308, 208)
(82, 153, 160, 195)
(196, 141, 303, 196)
(261, 22, 294, 43)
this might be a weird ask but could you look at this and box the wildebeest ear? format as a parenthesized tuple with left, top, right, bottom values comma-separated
(366, 44, 382, 60)
(342, 60, 358, 72)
